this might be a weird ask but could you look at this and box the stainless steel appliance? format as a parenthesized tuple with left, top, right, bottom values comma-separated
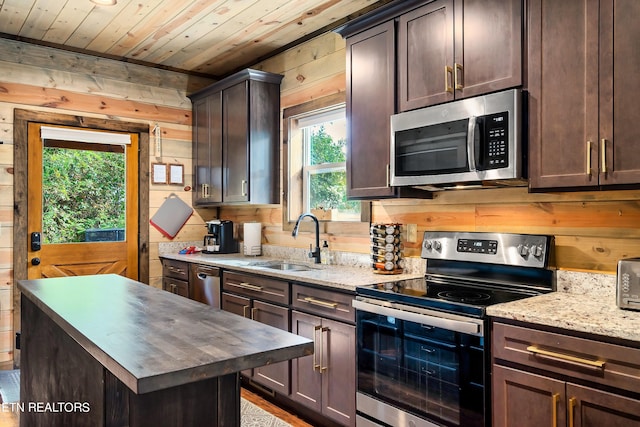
(354, 231, 555, 427)
(189, 264, 221, 308)
(203, 220, 238, 254)
(617, 258, 640, 310)
(390, 89, 525, 189)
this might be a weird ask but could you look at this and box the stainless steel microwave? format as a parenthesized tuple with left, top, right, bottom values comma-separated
(390, 89, 524, 188)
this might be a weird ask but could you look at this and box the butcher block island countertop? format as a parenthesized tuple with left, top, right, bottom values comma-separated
(18, 274, 314, 427)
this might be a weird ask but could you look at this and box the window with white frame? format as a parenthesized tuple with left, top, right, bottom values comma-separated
(286, 103, 361, 222)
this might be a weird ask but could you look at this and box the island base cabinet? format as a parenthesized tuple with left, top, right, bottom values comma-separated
(20, 295, 240, 427)
(493, 365, 640, 427)
(291, 310, 356, 427)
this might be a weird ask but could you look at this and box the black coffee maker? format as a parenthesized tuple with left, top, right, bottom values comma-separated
(203, 220, 238, 254)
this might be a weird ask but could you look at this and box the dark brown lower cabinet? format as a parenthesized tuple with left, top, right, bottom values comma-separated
(492, 321, 640, 427)
(493, 365, 640, 426)
(291, 310, 356, 427)
(221, 292, 290, 394)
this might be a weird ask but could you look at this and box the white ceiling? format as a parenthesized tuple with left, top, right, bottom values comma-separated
(0, 0, 391, 78)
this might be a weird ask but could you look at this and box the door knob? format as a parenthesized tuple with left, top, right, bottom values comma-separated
(31, 258, 41, 266)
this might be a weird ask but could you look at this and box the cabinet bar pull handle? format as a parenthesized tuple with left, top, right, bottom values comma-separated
(527, 346, 605, 369)
(234, 282, 263, 291)
(386, 163, 390, 187)
(242, 305, 250, 318)
(586, 141, 592, 176)
(454, 63, 464, 90)
(551, 393, 559, 427)
(304, 297, 338, 309)
(320, 327, 329, 373)
(241, 179, 247, 196)
(568, 397, 577, 427)
(313, 325, 322, 371)
(251, 307, 257, 320)
(445, 66, 454, 93)
(601, 138, 608, 173)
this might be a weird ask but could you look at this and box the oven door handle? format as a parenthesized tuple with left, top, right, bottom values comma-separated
(353, 298, 483, 336)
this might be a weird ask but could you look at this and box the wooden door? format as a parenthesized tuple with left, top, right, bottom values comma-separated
(492, 365, 566, 427)
(321, 318, 356, 427)
(599, 0, 640, 186)
(27, 123, 139, 280)
(456, 0, 522, 99)
(346, 21, 397, 199)
(252, 300, 291, 394)
(398, 0, 454, 110)
(223, 81, 249, 202)
(528, 0, 600, 190)
(291, 310, 323, 412)
(567, 383, 640, 426)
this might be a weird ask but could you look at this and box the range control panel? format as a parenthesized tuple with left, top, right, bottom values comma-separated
(421, 231, 553, 268)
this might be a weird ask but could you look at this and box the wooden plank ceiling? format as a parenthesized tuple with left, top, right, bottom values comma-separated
(0, 0, 390, 79)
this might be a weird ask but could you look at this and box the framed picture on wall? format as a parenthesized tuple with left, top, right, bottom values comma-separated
(169, 164, 184, 185)
(152, 163, 167, 184)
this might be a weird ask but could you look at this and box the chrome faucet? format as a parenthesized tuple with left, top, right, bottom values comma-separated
(292, 212, 321, 264)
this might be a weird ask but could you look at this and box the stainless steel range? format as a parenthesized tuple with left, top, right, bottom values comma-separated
(353, 231, 555, 427)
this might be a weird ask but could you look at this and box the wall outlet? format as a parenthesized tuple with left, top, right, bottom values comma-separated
(406, 224, 418, 243)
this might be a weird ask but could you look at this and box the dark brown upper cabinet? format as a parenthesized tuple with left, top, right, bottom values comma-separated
(528, 0, 640, 190)
(337, 0, 521, 199)
(189, 69, 283, 206)
(397, 0, 523, 111)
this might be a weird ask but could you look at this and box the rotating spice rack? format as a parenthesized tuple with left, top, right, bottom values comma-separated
(370, 223, 405, 274)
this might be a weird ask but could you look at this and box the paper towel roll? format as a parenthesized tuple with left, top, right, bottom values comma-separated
(243, 222, 262, 256)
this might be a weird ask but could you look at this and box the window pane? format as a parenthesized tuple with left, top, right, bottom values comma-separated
(308, 119, 347, 165)
(42, 142, 126, 243)
(309, 170, 361, 220)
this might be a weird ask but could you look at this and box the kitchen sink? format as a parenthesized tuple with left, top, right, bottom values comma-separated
(249, 261, 316, 271)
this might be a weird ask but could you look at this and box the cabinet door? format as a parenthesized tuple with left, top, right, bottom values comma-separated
(567, 383, 640, 426)
(221, 292, 250, 317)
(252, 300, 291, 394)
(528, 0, 600, 189)
(321, 318, 356, 427)
(599, 0, 640, 186)
(291, 310, 322, 412)
(192, 94, 223, 205)
(163, 278, 189, 298)
(456, 0, 522, 99)
(346, 21, 397, 199)
(493, 365, 566, 427)
(398, 0, 454, 110)
(223, 81, 249, 202)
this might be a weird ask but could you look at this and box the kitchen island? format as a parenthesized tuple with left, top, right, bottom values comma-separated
(18, 274, 314, 427)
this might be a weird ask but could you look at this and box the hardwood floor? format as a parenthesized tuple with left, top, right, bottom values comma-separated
(241, 388, 314, 427)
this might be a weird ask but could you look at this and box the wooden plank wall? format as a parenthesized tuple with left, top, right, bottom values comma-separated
(0, 38, 213, 365)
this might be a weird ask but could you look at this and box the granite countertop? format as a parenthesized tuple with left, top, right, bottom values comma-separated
(160, 252, 424, 291)
(18, 274, 314, 394)
(487, 271, 640, 343)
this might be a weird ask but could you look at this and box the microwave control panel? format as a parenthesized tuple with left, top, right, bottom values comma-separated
(479, 112, 509, 170)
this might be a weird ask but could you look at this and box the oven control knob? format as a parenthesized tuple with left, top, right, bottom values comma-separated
(432, 240, 442, 251)
(424, 240, 432, 250)
(532, 245, 544, 257)
(517, 244, 529, 257)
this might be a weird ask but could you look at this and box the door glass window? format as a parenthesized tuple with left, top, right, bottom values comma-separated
(42, 140, 126, 243)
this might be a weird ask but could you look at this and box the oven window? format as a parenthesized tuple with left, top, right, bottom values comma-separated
(394, 118, 469, 176)
(357, 311, 485, 426)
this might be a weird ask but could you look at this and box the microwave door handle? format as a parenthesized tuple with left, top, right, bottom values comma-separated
(467, 116, 477, 172)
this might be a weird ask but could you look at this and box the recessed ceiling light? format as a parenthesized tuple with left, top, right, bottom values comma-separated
(90, 0, 117, 5)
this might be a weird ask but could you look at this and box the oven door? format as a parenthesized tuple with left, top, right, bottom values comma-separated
(353, 297, 487, 427)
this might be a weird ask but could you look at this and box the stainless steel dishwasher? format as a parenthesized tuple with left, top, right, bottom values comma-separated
(189, 264, 221, 308)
